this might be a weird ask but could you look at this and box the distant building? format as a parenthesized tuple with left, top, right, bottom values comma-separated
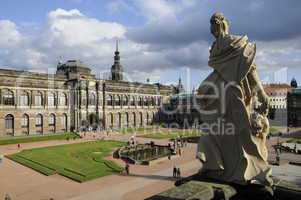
(287, 79, 301, 127)
(0, 43, 173, 137)
(161, 91, 202, 128)
(263, 83, 292, 109)
(263, 83, 292, 126)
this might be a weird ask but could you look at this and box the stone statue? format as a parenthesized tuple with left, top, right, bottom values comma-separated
(196, 12, 273, 186)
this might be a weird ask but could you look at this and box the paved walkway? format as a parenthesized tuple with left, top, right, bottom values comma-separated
(0, 134, 200, 200)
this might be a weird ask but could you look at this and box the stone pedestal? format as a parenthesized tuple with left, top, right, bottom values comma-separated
(146, 176, 301, 200)
(146, 181, 236, 200)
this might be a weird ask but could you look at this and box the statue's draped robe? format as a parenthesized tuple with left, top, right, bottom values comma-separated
(197, 34, 272, 186)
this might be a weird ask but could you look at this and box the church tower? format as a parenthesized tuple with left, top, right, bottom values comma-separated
(177, 77, 184, 93)
(111, 40, 123, 81)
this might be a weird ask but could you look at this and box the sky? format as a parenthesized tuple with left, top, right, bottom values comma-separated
(0, 0, 301, 90)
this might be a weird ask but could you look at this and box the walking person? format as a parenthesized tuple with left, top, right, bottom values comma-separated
(125, 163, 130, 175)
(173, 166, 177, 178)
(177, 167, 181, 179)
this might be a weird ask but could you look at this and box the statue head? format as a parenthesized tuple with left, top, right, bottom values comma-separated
(210, 12, 230, 38)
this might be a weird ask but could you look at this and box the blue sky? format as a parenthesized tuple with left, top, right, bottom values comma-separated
(1, 0, 301, 90)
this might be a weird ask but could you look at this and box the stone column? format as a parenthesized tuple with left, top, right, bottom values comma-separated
(30, 90, 33, 109)
(102, 83, 106, 130)
(43, 114, 49, 135)
(14, 89, 18, 109)
(14, 113, 22, 136)
(44, 91, 47, 109)
(56, 91, 59, 109)
(29, 114, 36, 135)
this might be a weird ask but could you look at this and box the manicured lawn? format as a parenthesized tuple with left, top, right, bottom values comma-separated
(139, 129, 203, 139)
(0, 132, 80, 145)
(119, 126, 158, 134)
(6, 140, 125, 182)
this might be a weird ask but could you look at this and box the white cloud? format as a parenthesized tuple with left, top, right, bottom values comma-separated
(46, 9, 126, 46)
(0, 9, 131, 73)
(0, 20, 22, 48)
(0, 2, 301, 85)
(133, 0, 177, 21)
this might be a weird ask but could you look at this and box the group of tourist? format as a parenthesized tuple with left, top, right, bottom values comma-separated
(173, 166, 181, 178)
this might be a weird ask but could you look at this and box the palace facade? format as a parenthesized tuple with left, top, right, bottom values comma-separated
(0, 44, 173, 137)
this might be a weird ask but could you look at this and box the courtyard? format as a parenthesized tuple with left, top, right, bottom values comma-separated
(0, 127, 301, 199)
(0, 132, 200, 200)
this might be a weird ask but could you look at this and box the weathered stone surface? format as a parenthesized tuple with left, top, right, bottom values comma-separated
(196, 12, 272, 186)
(146, 181, 236, 200)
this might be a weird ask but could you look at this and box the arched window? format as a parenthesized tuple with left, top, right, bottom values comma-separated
(49, 114, 55, 126)
(118, 113, 122, 128)
(151, 97, 155, 106)
(146, 113, 149, 125)
(48, 92, 56, 107)
(35, 114, 43, 134)
(89, 93, 96, 106)
(35, 91, 43, 106)
(21, 114, 29, 128)
(153, 112, 156, 122)
(19, 91, 29, 106)
(123, 96, 129, 106)
(109, 113, 114, 128)
(131, 96, 136, 106)
(5, 114, 14, 135)
(36, 114, 43, 127)
(49, 114, 56, 133)
(139, 112, 143, 126)
(157, 97, 162, 106)
(61, 114, 68, 131)
(107, 95, 113, 106)
(125, 112, 129, 127)
(21, 114, 29, 135)
(115, 95, 121, 106)
(144, 97, 148, 106)
(132, 112, 136, 127)
(59, 93, 68, 106)
(138, 97, 143, 106)
(3, 89, 14, 105)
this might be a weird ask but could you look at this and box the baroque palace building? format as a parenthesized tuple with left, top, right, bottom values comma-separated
(0, 43, 173, 137)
